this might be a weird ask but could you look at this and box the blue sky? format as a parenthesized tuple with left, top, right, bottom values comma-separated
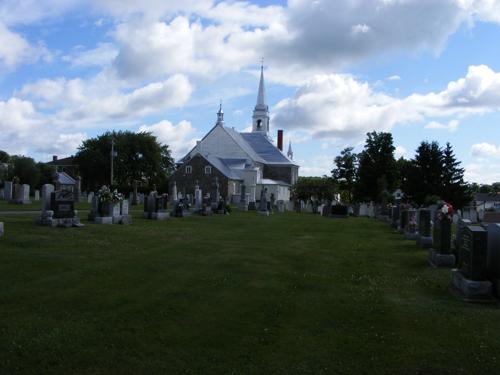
(1, 0, 500, 182)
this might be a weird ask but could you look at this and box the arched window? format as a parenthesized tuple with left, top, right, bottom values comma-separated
(257, 119, 262, 130)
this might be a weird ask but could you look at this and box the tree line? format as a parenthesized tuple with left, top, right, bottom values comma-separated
(294, 131, 473, 209)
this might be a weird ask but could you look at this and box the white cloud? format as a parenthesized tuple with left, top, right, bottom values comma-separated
(138, 120, 197, 157)
(0, 23, 51, 69)
(395, 146, 407, 159)
(471, 142, 500, 157)
(20, 74, 192, 122)
(273, 65, 500, 141)
(388, 75, 401, 81)
(425, 120, 459, 132)
(63, 43, 118, 68)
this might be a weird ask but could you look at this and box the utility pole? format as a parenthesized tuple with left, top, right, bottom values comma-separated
(110, 137, 116, 186)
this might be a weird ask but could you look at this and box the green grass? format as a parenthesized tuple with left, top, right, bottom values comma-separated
(0, 212, 499, 374)
(0, 200, 91, 211)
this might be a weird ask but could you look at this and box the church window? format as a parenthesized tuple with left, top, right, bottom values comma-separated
(257, 119, 262, 130)
(205, 166, 212, 174)
(185, 166, 192, 174)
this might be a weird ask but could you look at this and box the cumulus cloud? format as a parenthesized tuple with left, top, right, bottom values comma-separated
(20, 74, 192, 122)
(395, 146, 407, 159)
(0, 23, 51, 69)
(63, 43, 118, 68)
(273, 65, 500, 141)
(138, 120, 198, 157)
(425, 120, 459, 132)
(471, 142, 500, 157)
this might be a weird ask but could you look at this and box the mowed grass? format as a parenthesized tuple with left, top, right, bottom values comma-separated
(0, 211, 499, 374)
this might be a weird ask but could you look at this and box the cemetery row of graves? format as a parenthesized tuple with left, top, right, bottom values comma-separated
(1, 173, 499, 305)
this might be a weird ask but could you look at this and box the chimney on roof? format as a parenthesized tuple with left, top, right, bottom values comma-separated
(277, 130, 283, 151)
(53, 155, 58, 162)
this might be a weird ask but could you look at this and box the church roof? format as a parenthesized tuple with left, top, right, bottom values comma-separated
(239, 132, 297, 166)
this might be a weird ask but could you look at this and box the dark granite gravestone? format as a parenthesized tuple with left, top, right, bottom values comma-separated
(428, 214, 455, 267)
(486, 223, 500, 296)
(399, 210, 408, 234)
(459, 226, 488, 281)
(331, 205, 348, 218)
(404, 209, 418, 240)
(322, 202, 331, 217)
(391, 205, 400, 229)
(417, 209, 432, 248)
(450, 225, 493, 302)
(51, 190, 75, 219)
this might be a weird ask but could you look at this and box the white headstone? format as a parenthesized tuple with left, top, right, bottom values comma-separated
(195, 187, 202, 209)
(41, 184, 54, 212)
(171, 182, 178, 205)
(87, 191, 94, 203)
(121, 199, 129, 215)
(0, 222, 3, 237)
(34, 190, 40, 201)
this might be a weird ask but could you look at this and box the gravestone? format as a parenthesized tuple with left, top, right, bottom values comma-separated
(171, 181, 178, 206)
(34, 190, 40, 201)
(143, 193, 169, 220)
(428, 213, 455, 267)
(486, 223, 500, 297)
(258, 188, 269, 216)
(38, 184, 55, 225)
(276, 200, 285, 213)
(0, 222, 3, 237)
(88, 196, 99, 221)
(211, 178, 220, 210)
(455, 218, 472, 257)
(417, 209, 432, 248)
(87, 191, 94, 204)
(321, 203, 331, 217)
(367, 203, 375, 218)
(330, 204, 348, 218)
(450, 225, 493, 302)
(399, 210, 408, 234)
(4, 181, 12, 201)
(238, 184, 248, 211)
(391, 205, 400, 229)
(404, 209, 418, 240)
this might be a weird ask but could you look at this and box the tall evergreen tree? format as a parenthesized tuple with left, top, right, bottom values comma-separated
(355, 131, 397, 202)
(407, 141, 443, 205)
(441, 142, 471, 208)
(331, 147, 358, 203)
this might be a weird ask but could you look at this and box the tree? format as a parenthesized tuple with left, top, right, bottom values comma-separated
(292, 176, 337, 203)
(441, 142, 471, 208)
(7, 156, 40, 189)
(355, 132, 397, 202)
(332, 147, 357, 203)
(402, 141, 443, 205)
(0, 150, 9, 163)
(75, 131, 175, 191)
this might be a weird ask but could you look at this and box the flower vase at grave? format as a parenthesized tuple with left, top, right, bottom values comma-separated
(429, 203, 455, 268)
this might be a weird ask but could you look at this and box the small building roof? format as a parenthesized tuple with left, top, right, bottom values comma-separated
(259, 178, 291, 186)
(47, 156, 76, 166)
(56, 172, 76, 185)
(475, 193, 500, 202)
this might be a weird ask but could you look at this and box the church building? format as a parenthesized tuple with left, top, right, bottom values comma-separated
(171, 65, 299, 206)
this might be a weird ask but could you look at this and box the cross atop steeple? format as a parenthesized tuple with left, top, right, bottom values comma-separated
(216, 99, 224, 126)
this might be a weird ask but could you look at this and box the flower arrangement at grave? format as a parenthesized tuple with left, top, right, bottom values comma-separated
(437, 202, 454, 221)
(97, 185, 123, 216)
(97, 186, 123, 204)
(408, 213, 418, 232)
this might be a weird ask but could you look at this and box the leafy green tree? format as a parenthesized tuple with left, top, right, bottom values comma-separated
(332, 147, 357, 203)
(441, 142, 470, 208)
(292, 176, 337, 202)
(0, 150, 9, 163)
(355, 132, 397, 202)
(7, 156, 40, 189)
(75, 131, 175, 191)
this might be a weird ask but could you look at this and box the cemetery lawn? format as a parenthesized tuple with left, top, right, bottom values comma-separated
(0, 200, 91, 212)
(1, 212, 499, 375)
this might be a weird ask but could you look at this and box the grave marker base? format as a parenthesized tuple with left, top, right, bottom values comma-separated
(416, 236, 432, 248)
(449, 270, 496, 303)
(95, 216, 113, 225)
(428, 250, 456, 268)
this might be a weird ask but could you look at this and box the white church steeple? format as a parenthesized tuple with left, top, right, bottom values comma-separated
(252, 61, 270, 134)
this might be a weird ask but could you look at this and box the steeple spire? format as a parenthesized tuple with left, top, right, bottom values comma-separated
(287, 141, 293, 160)
(216, 99, 224, 126)
(256, 60, 266, 106)
(252, 59, 270, 134)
